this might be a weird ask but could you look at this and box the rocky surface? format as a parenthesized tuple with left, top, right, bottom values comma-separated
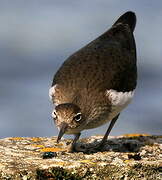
(0, 134, 162, 179)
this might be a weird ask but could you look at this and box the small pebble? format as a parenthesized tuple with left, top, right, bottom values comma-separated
(128, 153, 141, 160)
(42, 152, 57, 159)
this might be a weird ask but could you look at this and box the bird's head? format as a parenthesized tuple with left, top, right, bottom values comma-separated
(51, 103, 85, 143)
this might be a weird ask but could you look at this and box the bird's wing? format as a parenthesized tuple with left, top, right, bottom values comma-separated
(51, 12, 137, 106)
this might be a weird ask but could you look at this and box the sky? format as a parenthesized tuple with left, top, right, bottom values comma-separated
(0, 1, 162, 139)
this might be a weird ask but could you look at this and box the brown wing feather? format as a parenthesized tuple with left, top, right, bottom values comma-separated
(52, 12, 137, 107)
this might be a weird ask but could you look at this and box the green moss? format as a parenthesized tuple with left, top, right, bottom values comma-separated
(36, 164, 162, 180)
(125, 164, 162, 180)
(36, 167, 82, 180)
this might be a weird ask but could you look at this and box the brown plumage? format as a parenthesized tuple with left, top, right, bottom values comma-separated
(50, 11, 137, 152)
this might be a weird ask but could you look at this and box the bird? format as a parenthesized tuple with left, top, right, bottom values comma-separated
(49, 11, 137, 152)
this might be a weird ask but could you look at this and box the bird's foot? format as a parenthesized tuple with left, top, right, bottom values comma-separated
(66, 142, 87, 153)
(66, 138, 108, 153)
(84, 141, 107, 153)
(68, 141, 107, 153)
(66, 143, 75, 153)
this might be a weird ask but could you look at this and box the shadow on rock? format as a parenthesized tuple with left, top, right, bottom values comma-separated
(74, 135, 156, 154)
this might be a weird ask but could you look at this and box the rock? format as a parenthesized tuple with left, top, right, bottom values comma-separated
(0, 134, 162, 179)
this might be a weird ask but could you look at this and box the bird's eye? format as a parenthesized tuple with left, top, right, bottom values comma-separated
(73, 113, 82, 122)
(52, 111, 57, 119)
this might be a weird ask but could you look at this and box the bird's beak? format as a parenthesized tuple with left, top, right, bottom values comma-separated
(57, 122, 68, 143)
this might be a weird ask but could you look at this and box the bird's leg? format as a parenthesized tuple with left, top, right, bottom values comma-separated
(67, 132, 81, 152)
(98, 114, 119, 148)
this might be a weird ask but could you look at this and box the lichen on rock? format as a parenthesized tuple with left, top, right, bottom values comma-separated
(0, 135, 162, 179)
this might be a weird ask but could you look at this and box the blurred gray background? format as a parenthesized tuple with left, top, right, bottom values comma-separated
(0, 0, 162, 139)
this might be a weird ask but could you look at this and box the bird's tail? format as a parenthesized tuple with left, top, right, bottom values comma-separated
(113, 11, 136, 32)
